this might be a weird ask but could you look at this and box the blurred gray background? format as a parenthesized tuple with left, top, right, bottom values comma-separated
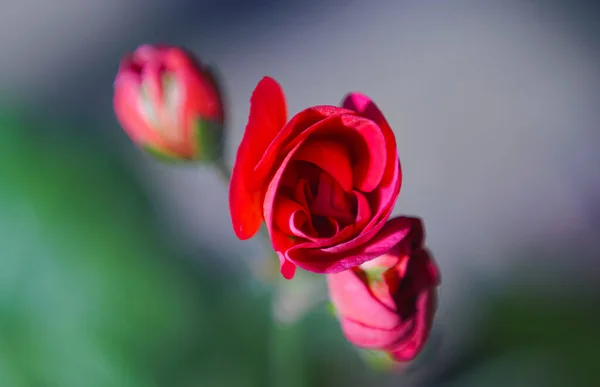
(1, 1, 599, 386)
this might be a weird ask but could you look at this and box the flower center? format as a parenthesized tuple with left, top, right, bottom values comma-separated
(282, 161, 357, 239)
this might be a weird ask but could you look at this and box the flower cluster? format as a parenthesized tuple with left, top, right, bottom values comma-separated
(113, 44, 441, 365)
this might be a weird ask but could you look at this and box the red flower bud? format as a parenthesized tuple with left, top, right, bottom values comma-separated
(113, 44, 225, 161)
(327, 217, 440, 362)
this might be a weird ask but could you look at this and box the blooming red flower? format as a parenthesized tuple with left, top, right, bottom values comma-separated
(229, 77, 405, 279)
(113, 44, 224, 161)
(327, 217, 440, 362)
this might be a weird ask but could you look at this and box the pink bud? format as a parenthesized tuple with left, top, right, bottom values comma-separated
(113, 44, 224, 161)
(327, 217, 440, 362)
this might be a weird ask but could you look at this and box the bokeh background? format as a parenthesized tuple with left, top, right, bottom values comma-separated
(1, 1, 599, 386)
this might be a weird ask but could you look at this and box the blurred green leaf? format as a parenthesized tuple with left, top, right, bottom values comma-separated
(430, 285, 600, 387)
(484, 289, 600, 386)
(0, 111, 272, 387)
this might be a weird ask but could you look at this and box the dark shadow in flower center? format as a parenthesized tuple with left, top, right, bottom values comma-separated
(280, 161, 358, 240)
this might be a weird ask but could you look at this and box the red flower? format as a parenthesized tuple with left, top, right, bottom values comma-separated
(327, 217, 440, 362)
(113, 44, 224, 161)
(229, 77, 404, 279)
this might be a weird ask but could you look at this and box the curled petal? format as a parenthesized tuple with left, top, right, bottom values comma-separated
(343, 92, 402, 218)
(254, 107, 335, 185)
(389, 291, 437, 361)
(353, 191, 372, 231)
(327, 269, 400, 330)
(340, 318, 414, 350)
(288, 216, 414, 274)
(114, 73, 164, 146)
(293, 139, 353, 192)
(273, 196, 308, 236)
(229, 77, 287, 240)
(289, 114, 387, 192)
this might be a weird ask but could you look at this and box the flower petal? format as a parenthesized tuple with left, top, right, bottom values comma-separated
(229, 77, 287, 240)
(342, 92, 398, 184)
(389, 291, 437, 361)
(340, 318, 414, 350)
(310, 172, 355, 225)
(280, 113, 387, 193)
(273, 196, 308, 236)
(254, 106, 336, 183)
(343, 92, 402, 220)
(287, 216, 414, 274)
(277, 251, 297, 280)
(114, 63, 164, 146)
(262, 140, 304, 278)
(327, 269, 400, 330)
(178, 66, 223, 154)
(353, 191, 372, 231)
(293, 139, 353, 192)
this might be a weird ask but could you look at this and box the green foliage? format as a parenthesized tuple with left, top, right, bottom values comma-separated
(484, 290, 600, 387)
(434, 287, 600, 387)
(0, 112, 267, 386)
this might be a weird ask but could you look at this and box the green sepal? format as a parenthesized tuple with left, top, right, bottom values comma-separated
(193, 118, 224, 162)
(326, 302, 337, 318)
(364, 266, 388, 284)
(359, 349, 397, 372)
(142, 144, 186, 163)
